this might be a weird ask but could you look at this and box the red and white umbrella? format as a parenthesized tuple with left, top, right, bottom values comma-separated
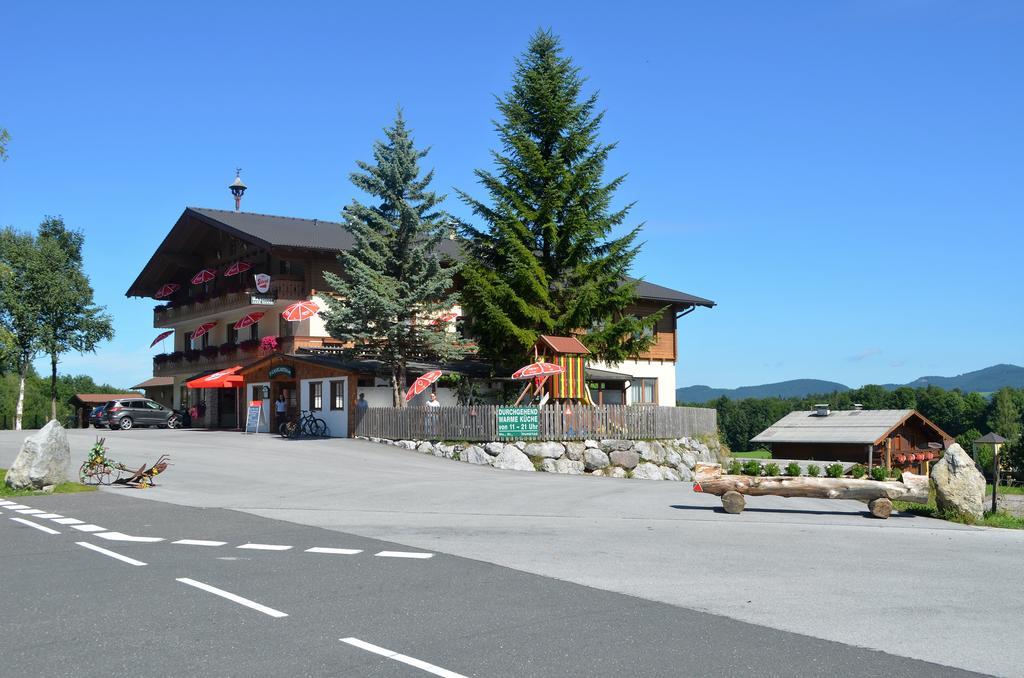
(154, 283, 180, 299)
(405, 370, 443, 402)
(233, 312, 264, 330)
(150, 330, 173, 348)
(191, 268, 217, 285)
(191, 322, 217, 340)
(281, 300, 319, 322)
(224, 261, 252, 277)
(511, 361, 565, 380)
(431, 312, 458, 326)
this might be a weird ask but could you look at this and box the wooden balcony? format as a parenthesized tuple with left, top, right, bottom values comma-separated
(152, 336, 345, 377)
(153, 279, 306, 327)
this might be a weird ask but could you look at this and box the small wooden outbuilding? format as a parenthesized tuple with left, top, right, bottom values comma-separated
(68, 393, 138, 428)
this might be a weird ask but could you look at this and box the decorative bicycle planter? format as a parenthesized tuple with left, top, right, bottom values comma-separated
(692, 463, 929, 519)
(79, 438, 171, 488)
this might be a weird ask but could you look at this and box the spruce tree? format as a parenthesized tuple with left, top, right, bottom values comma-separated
(321, 112, 462, 407)
(458, 30, 658, 367)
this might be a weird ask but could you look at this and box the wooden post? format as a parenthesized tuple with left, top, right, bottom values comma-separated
(885, 438, 892, 471)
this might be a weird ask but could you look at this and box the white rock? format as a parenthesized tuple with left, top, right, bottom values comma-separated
(609, 449, 639, 470)
(416, 442, 435, 454)
(676, 465, 693, 482)
(554, 457, 585, 475)
(931, 444, 985, 519)
(514, 441, 527, 451)
(600, 439, 633, 452)
(396, 440, 417, 450)
(660, 466, 681, 481)
(493, 447, 535, 472)
(464, 446, 493, 465)
(584, 439, 600, 449)
(484, 442, 505, 456)
(591, 468, 607, 477)
(608, 467, 628, 478)
(540, 459, 558, 473)
(664, 448, 682, 468)
(679, 451, 697, 470)
(636, 441, 667, 464)
(632, 462, 663, 480)
(523, 441, 565, 459)
(583, 448, 610, 471)
(5, 421, 70, 490)
(564, 442, 587, 461)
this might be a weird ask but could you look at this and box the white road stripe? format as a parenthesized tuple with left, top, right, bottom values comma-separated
(305, 547, 363, 555)
(10, 517, 60, 534)
(71, 524, 106, 532)
(173, 539, 227, 547)
(76, 542, 147, 566)
(6, 504, 31, 510)
(35, 513, 63, 519)
(176, 578, 288, 618)
(0, 500, 18, 506)
(16, 508, 45, 514)
(52, 517, 85, 525)
(237, 543, 292, 551)
(340, 638, 467, 678)
(374, 551, 434, 559)
(94, 532, 164, 543)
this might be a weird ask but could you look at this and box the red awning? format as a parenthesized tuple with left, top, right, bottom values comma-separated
(186, 366, 244, 389)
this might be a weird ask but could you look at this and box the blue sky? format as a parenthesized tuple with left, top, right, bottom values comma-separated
(1, 1, 1021, 389)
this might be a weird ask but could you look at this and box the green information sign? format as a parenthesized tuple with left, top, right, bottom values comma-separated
(497, 406, 540, 438)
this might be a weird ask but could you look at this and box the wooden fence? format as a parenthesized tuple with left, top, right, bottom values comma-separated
(354, 404, 717, 442)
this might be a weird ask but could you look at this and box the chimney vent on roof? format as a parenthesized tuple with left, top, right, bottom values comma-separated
(813, 404, 830, 417)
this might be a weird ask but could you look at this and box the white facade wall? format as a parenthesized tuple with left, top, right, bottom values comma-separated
(588, 359, 677, 406)
(299, 377, 348, 437)
(243, 381, 272, 433)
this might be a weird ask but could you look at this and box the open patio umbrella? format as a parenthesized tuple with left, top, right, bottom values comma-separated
(233, 312, 264, 330)
(223, 261, 252, 277)
(186, 366, 244, 389)
(154, 283, 180, 299)
(281, 300, 319, 322)
(405, 370, 443, 402)
(511, 361, 565, 380)
(190, 268, 217, 285)
(150, 330, 173, 348)
(431, 312, 458, 326)
(191, 321, 217, 340)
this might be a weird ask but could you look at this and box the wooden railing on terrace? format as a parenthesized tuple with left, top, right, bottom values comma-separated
(153, 279, 307, 326)
(354, 404, 717, 442)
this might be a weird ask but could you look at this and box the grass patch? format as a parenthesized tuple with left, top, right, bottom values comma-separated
(0, 468, 97, 497)
(987, 483, 1024, 495)
(893, 492, 1024, 530)
(731, 449, 772, 459)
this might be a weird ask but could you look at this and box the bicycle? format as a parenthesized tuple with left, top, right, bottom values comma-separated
(278, 410, 330, 438)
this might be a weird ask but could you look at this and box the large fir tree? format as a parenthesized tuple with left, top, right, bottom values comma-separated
(321, 112, 462, 407)
(458, 30, 658, 367)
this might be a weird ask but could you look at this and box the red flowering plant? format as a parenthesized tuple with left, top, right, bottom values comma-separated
(260, 336, 279, 351)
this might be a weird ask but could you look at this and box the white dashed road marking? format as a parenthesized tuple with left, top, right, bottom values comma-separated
(71, 524, 107, 533)
(305, 547, 363, 555)
(340, 638, 467, 678)
(94, 532, 164, 543)
(173, 539, 227, 547)
(374, 551, 434, 559)
(35, 513, 63, 519)
(6, 504, 31, 510)
(237, 543, 292, 551)
(52, 517, 85, 525)
(10, 517, 61, 534)
(15, 508, 45, 514)
(176, 578, 288, 618)
(76, 541, 147, 566)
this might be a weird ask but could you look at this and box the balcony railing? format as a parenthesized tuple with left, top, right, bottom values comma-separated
(152, 336, 345, 376)
(153, 279, 306, 327)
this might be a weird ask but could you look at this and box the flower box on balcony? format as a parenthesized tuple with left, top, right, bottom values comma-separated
(238, 339, 260, 352)
(219, 342, 237, 356)
(201, 346, 220, 358)
(260, 336, 280, 352)
(185, 350, 201, 362)
(153, 353, 169, 365)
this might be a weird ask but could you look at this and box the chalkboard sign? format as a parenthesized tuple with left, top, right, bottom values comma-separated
(244, 400, 264, 434)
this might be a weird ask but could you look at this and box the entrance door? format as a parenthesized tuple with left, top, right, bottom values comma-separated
(272, 382, 297, 431)
(218, 388, 238, 428)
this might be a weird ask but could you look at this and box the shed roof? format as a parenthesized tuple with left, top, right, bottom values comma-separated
(750, 409, 950, 445)
(131, 377, 174, 389)
(69, 393, 139, 406)
(975, 432, 1008, 444)
(536, 335, 591, 355)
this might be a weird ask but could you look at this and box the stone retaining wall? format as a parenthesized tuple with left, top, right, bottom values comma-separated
(358, 435, 724, 481)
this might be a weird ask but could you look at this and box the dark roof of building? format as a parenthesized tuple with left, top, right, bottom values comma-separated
(131, 377, 174, 389)
(536, 335, 591, 355)
(630, 279, 716, 308)
(751, 409, 952, 446)
(69, 393, 139, 406)
(585, 367, 632, 381)
(976, 432, 1008, 444)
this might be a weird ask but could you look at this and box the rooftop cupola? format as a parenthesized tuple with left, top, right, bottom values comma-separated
(229, 168, 247, 212)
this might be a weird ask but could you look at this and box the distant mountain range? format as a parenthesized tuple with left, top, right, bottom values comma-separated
(677, 364, 1024, 404)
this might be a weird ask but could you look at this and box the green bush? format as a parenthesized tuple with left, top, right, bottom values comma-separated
(849, 463, 866, 479)
(785, 462, 801, 477)
(806, 464, 821, 477)
(870, 466, 888, 482)
(825, 463, 844, 478)
(742, 460, 762, 476)
(726, 459, 743, 475)
(889, 467, 902, 481)
(764, 462, 780, 476)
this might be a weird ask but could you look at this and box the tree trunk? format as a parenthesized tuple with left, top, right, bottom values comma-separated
(694, 463, 929, 504)
(15, 356, 27, 430)
(50, 353, 58, 422)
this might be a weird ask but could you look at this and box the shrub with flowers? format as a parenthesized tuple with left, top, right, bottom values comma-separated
(260, 336, 279, 351)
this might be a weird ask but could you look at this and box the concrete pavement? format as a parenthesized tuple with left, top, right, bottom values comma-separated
(2, 428, 1021, 676)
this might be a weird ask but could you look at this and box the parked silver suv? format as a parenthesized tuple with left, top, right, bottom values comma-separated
(104, 397, 180, 431)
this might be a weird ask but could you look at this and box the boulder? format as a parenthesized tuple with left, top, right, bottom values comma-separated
(609, 449, 639, 470)
(583, 448, 610, 471)
(493, 447, 535, 472)
(632, 462, 663, 480)
(416, 442, 435, 454)
(636, 441, 666, 464)
(584, 439, 600, 449)
(660, 466, 681, 481)
(591, 468, 607, 477)
(464, 445, 493, 466)
(5, 421, 70, 490)
(608, 467, 628, 479)
(554, 458, 585, 475)
(676, 464, 693, 482)
(678, 451, 697, 470)
(931, 444, 985, 519)
(523, 441, 565, 459)
(600, 439, 633, 452)
(396, 440, 417, 450)
(540, 458, 558, 473)
(484, 442, 505, 456)
(664, 448, 682, 468)
(514, 441, 527, 451)
(564, 441, 587, 461)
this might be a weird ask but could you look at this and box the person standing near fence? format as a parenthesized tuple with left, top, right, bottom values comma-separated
(425, 392, 441, 437)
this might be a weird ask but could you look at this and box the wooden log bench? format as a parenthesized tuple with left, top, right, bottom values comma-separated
(692, 463, 929, 519)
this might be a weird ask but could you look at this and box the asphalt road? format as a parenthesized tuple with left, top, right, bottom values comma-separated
(3, 428, 1022, 676)
(1, 492, 982, 678)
